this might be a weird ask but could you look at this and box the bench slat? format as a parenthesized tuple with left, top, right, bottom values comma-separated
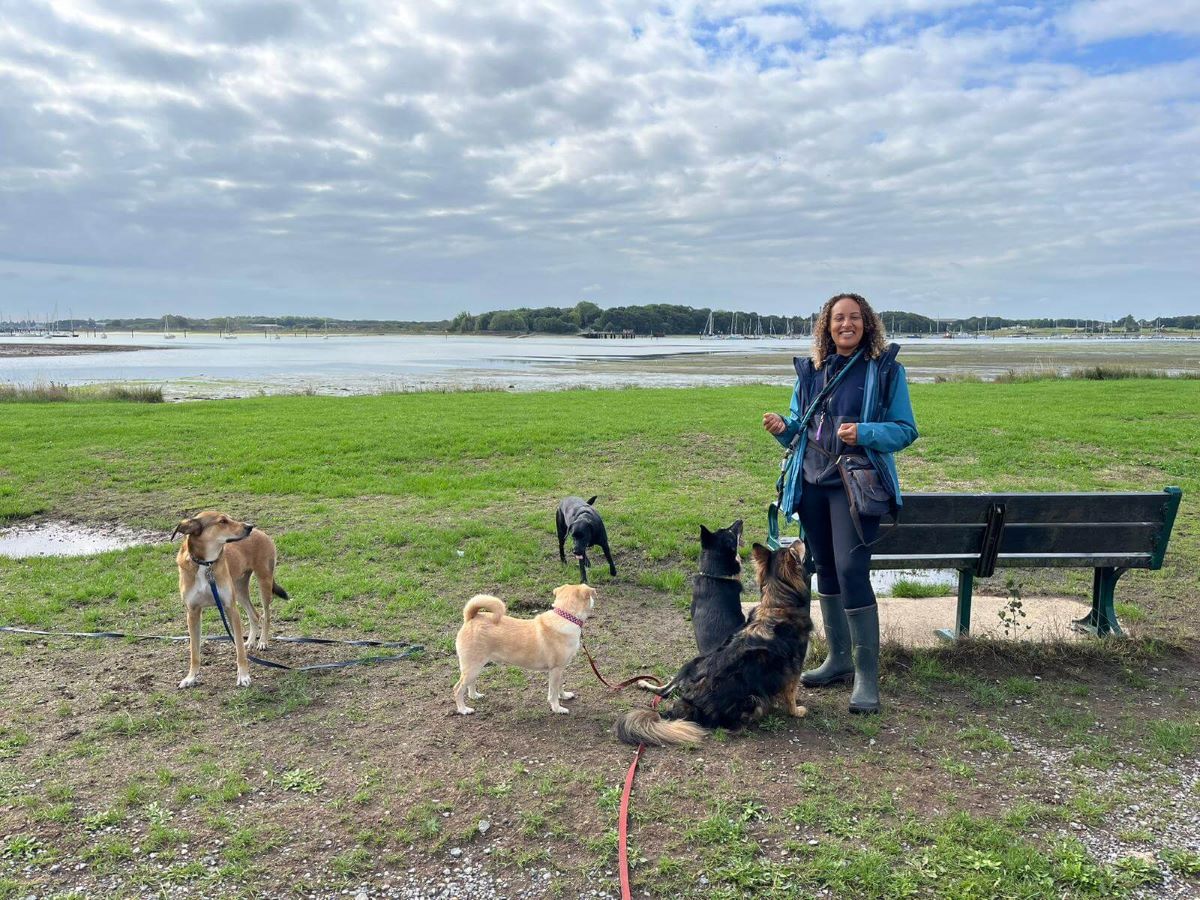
(872, 522, 1160, 556)
(891, 493, 1172, 526)
(871, 552, 1154, 570)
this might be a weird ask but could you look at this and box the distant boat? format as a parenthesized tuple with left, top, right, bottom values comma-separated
(727, 311, 747, 339)
(699, 310, 723, 339)
(163, 315, 176, 340)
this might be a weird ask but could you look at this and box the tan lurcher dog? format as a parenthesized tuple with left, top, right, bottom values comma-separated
(453, 584, 596, 715)
(173, 511, 288, 689)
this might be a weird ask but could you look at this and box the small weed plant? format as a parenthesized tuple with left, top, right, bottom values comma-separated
(997, 577, 1031, 637)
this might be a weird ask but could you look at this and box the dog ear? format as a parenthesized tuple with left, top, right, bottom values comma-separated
(750, 543, 772, 576)
(699, 524, 712, 546)
(586, 496, 598, 506)
(730, 520, 743, 539)
(172, 518, 201, 539)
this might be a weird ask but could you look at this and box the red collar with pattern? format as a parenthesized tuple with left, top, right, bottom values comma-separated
(553, 607, 585, 629)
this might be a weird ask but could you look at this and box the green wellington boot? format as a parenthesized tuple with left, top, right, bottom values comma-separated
(845, 603, 881, 714)
(800, 593, 854, 687)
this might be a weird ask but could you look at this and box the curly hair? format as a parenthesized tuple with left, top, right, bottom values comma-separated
(811, 292, 887, 369)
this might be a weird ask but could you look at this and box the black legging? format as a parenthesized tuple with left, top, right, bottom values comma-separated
(797, 482, 879, 609)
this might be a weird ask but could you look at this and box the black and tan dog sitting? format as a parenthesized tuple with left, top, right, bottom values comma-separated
(690, 520, 745, 655)
(556, 495, 617, 584)
(617, 541, 812, 747)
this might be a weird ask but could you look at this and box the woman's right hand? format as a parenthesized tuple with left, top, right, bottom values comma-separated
(762, 413, 786, 435)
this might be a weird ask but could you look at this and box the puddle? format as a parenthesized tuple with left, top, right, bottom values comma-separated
(871, 568, 958, 596)
(0, 521, 161, 558)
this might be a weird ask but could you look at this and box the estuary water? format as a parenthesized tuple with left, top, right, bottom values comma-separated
(1, 332, 1197, 399)
(0, 332, 812, 397)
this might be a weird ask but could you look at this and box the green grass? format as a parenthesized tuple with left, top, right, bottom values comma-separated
(889, 578, 950, 598)
(0, 380, 1198, 898)
(1, 380, 1196, 638)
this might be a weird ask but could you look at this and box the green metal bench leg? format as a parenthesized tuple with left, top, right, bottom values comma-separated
(936, 569, 973, 641)
(1073, 567, 1125, 638)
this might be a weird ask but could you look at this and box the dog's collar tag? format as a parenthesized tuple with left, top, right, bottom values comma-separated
(190, 554, 218, 579)
(552, 608, 584, 629)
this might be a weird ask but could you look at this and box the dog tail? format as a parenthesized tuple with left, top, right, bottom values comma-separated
(272, 582, 289, 600)
(615, 709, 707, 747)
(463, 595, 505, 623)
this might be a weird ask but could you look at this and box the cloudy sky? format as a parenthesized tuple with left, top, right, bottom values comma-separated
(1, 0, 1197, 322)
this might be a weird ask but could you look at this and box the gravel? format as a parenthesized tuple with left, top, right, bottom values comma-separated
(1001, 729, 1200, 899)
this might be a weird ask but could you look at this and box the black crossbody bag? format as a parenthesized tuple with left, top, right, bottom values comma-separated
(836, 454, 894, 546)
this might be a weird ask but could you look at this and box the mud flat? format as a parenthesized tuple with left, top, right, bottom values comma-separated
(0, 342, 145, 358)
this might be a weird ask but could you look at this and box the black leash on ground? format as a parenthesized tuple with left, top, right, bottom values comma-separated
(1, 617, 424, 673)
(192, 561, 421, 671)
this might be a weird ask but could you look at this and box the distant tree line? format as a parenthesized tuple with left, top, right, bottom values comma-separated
(451, 302, 811, 336)
(2, 315, 451, 334)
(448, 304, 1200, 336)
(6, 308, 1198, 336)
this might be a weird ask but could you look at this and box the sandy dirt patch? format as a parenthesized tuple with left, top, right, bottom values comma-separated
(745, 594, 1095, 647)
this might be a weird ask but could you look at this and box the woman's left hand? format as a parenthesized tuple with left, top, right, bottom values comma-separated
(837, 423, 858, 446)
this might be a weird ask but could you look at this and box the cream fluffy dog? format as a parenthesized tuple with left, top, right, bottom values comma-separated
(453, 584, 596, 715)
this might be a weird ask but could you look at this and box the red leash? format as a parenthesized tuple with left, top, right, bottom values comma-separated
(582, 639, 663, 692)
(580, 639, 664, 900)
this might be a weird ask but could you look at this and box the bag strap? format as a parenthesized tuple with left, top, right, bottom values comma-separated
(769, 348, 866, 548)
(793, 348, 865, 439)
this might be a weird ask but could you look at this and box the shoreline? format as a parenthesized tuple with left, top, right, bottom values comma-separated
(0, 342, 148, 358)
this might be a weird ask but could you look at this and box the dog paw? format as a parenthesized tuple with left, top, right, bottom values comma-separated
(790, 705, 808, 718)
(551, 706, 570, 714)
(236, 673, 251, 688)
(254, 639, 268, 651)
(467, 689, 484, 700)
(457, 706, 475, 715)
(178, 675, 199, 689)
(559, 691, 576, 700)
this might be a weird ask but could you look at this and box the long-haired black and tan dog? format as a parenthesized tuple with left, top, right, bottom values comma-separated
(617, 541, 812, 747)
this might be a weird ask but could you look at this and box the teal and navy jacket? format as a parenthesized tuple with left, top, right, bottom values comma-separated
(773, 343, 918, 517)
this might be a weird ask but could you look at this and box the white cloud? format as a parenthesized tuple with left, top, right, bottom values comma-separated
(0, 0, 1195, 320)
(1061, 0, 1200, 43)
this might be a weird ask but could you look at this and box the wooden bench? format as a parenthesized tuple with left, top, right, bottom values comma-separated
(777, 487, 1182, 639)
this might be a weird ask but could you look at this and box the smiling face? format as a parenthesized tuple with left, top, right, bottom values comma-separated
(829, 297, 864, 355)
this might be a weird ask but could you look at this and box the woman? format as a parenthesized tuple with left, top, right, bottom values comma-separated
(762, 293, 917, 713)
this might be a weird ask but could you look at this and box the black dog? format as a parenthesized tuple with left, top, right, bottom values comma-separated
(691, 520, 745, 655)
(617, 541, 812, 746)
(556, 495, 616, 584)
